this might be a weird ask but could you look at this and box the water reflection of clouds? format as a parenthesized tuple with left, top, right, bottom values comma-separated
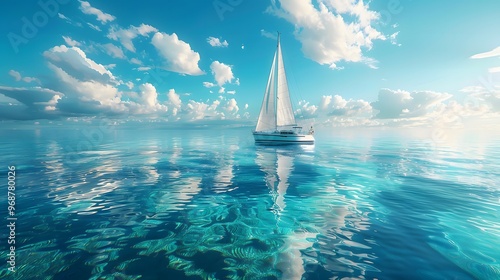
(213, 144, 238, 192)
(169, 146, 182, 165)
(43, 144, 125, 215)
(151, 177, 202, 213)
(53, 181, 120, 215)
(285, 143, 380, 278)
(188, 134, 205, 148)
(139, 148, 160, 184)
(167, 145, 183, 179)
(44, 141, 65, 176)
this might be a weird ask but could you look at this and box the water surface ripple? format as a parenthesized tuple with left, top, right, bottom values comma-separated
(0, 126, 498, 279)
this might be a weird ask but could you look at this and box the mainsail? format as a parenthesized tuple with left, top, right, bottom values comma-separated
(276, 38, 296, 127)
(255, 34, 296, 132)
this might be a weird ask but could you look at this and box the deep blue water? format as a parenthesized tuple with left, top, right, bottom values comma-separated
(0, 123, 499, 279)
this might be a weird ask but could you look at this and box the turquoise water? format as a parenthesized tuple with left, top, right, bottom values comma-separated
(0, 124, 499, 279)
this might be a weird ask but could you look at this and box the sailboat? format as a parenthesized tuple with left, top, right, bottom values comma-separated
(253, 33, 315, 144)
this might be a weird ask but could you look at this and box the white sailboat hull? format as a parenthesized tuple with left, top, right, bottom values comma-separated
(253, 131, 314, 144)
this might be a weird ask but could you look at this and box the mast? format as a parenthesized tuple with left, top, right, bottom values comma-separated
(275, 32, 280, 130)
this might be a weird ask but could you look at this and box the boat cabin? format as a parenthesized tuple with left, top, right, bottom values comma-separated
(279, 130, 295, 135)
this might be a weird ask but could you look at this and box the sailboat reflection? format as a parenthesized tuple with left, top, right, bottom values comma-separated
(256, 146, 293, 214)
(255, 145, 317, 280)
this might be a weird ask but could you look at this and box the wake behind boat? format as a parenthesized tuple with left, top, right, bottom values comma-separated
(253, 33, 314, 144)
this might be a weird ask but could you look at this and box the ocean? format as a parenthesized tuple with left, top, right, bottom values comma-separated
(0, 123, 499, 279)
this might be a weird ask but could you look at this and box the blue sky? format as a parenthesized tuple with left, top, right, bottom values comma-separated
(1, 0, 499, 128)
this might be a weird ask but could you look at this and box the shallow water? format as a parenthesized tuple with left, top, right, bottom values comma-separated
(0, 124, 499, 279)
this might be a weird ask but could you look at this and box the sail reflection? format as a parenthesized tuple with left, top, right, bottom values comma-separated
(256, 147, 293, 214)
(255, 145, 317, 280)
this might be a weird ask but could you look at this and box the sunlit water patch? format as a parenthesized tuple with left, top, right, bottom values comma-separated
(0, 125, 499, 279)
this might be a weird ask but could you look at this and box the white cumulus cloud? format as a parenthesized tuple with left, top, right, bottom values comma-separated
(389, 31, 400, 46)
(1, 43, 251, 123)
(48, 63, 122, 110)
(0, 86, 63, 119)
(130, 58, 142, 65)
(371, 89, 452, 119)
(44, 45, 117, 85)
(62, 36, 81, 47)
(223, 98, 239, 114)
(203, 82, 216, 88)
(210, 61, 234, 86)
(267, 0, 385, 69)
(9, 70, 40, 84)
(102, 43, 125, 59)
(127, 83, 168, 114)
(139, 83, 159, 107)
(296, 94, 371, 120)
(152, 32, 204, 76)
(108, 24, 158, 52)
(261, 29, 277, 40)
(8, 70, 21, 81)
(167, 88, 182, 116)
(87, 23, 101, 31)
(207, 36, 229, 47)
(79, 1, 115, 24)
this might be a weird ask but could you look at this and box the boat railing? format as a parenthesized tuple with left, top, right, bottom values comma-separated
(308, 126, 314, 135)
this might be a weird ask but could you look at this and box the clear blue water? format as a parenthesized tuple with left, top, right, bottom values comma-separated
(0, 123, 499, 279)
